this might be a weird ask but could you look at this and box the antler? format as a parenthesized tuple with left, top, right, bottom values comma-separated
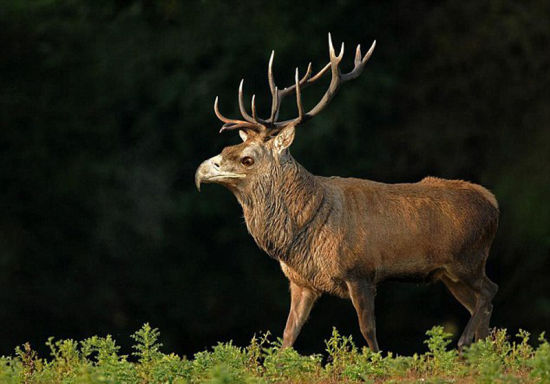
(215, 93, 264, 134)
(214, 33, 376, 135)
(267, 52, 331, 124)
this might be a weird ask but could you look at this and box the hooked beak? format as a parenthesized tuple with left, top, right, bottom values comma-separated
(195, 155, 245, 191)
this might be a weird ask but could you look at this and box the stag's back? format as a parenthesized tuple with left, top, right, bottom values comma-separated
(308, 175, 499, 285)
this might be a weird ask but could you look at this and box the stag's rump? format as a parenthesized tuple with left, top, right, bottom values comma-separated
(322, 176, 499, 283)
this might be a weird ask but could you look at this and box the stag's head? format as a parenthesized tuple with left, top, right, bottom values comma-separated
(195, 34, 375, 193)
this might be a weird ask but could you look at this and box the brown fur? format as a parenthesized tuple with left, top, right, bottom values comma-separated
(196, 137, 499, 351)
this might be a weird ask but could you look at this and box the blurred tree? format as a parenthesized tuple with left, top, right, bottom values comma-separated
(0, 0, 548, 356)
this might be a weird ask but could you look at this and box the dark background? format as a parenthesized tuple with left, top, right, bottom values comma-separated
(1, 0, 549, 357)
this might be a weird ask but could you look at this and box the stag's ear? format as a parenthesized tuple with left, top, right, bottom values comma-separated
(238, 130, 248, 142)
(273, 125, 295, 153)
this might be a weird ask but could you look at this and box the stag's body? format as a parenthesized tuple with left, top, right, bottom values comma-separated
(242, 164, 498, 296)
(196, 34, 498, 351)
(236, 156, 498, 350)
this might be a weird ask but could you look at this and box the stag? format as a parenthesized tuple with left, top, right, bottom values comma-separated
(195, 34, 499, 352)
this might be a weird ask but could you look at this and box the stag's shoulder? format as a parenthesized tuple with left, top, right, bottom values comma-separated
(419, 176, 499, 209)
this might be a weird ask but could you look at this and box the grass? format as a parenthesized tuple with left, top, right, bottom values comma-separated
(1, 324, 549, 383)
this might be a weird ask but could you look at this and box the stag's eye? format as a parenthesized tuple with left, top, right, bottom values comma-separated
(241, 156, 254, 167)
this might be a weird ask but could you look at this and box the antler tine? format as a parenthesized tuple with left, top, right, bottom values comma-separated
(270, 68, 307, 128)
(296, 34, 375, 121)
(268, 64, 312, 123)
(277, 62, 313, 98)
(268, 52, 330, 123)
(342, 40, 376, 81)
(328, 32, 345, 63)
(308, 62, 331, 82)
(238, 79, 257, 123)
(270, 34, 349, 128)
(268, 51, 280, 122)
(269, 86, 280, 123)
(274, 33, 345, 125)
(214, 96, 262, 133)
(294, 68, 304, 124)
(251, 94, 257, 121)
(354, 44, 362, 66)
(278, 62, 335, 99)
(268, 51, 277, 97)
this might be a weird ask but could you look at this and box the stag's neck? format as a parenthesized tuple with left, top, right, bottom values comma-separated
(236, 157, 325, 260)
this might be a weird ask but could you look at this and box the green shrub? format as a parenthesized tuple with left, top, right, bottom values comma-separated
(463, 329, 513, 384)
(1, 324, 548, 383)
(324, 327, 359, 377)
(506, 329, 534, 371)
(262, 337, 322, 382)
(80, 335, 138, 384)
(530, 333, 550, 383)
(423, 326, 458, 375)
(192, 341, 250, 383)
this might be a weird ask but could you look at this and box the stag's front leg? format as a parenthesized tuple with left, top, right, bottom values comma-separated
(282, 281, 319, 348)
(346, 279, 380, 352)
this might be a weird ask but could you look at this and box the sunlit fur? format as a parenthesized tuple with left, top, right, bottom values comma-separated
(196, 127, 499, 351)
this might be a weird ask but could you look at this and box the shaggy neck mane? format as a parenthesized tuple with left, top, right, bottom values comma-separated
(236, 156, 325, 260)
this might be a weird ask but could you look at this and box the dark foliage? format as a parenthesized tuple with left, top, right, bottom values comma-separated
(1, 0, 549, 356)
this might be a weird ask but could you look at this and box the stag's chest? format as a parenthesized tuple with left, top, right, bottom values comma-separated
(242, 187, 349, 297)
(246, 214, 347, 297)
(242, 199, 297, 258)
(279, 258, 349, 298)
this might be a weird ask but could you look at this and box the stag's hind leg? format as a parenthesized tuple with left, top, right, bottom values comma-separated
(441, 274, 477, 347)
(442, 271, 497, 349)
(472, 276, 498, 340)
(441, 274, 476, 316)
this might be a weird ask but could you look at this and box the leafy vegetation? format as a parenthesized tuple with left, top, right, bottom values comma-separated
(1, 0, 550, 357)
(1, 324, 549, 383)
